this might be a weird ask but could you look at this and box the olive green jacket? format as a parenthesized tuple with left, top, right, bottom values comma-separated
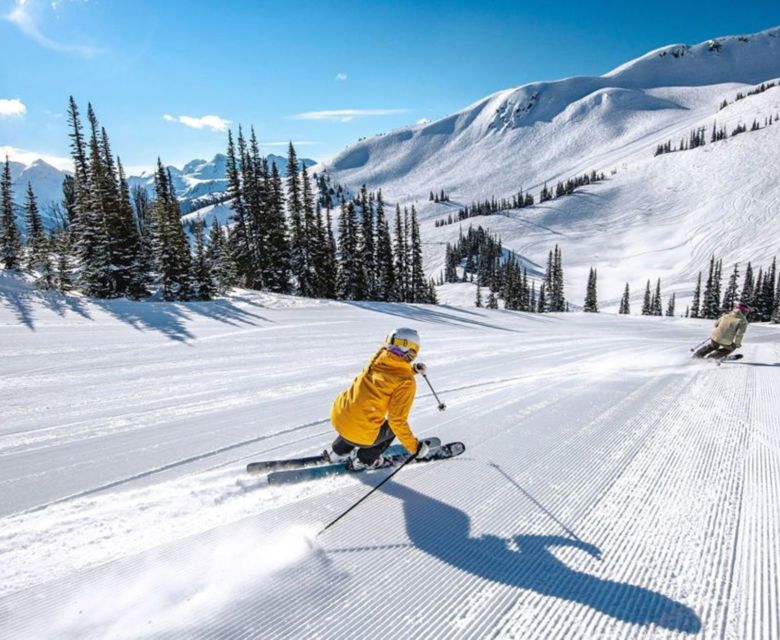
(711, 310, 748, 348)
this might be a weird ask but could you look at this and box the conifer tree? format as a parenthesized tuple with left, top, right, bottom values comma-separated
(225, 129, 255, 288)
(0, 157, 22, 270)
(537, 281, 547, 313)
(740, 262, 754, 305)
(722, 263, 740, 313)
(409, 205, 427, 302)
(690, 272, 702, 318)
(583, 267, 598, 312)
(666, 293, 676, 317)
(641, 280, 652, 315)
(286, 142, 309, 295)
(393, 205, 408, 301)
(374, 192, 395, 301)
(151, 160, 192, 300)
(320, 203, 339, 299)
(299, 161, 320, 296)
(475, 284, 482, 307)
(357, 186, 376, 299)
(619, 283, 630, 315)
(23, 182, 47, 272)
(486, 287, 498, 309)
(264, 161, 291, 292)
(192, 218, 214, 300)
(207, 219, 237, 294)
(652, 278, 663, 316)
(337, 200, 366, 299)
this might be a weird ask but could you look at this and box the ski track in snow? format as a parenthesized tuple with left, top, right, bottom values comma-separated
(1, 284, 779, 639)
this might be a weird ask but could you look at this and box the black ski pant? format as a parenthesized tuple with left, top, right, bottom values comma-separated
(693, 339, 735, 359)
(332, 421, 395, 464)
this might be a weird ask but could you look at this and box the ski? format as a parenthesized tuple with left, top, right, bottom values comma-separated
(717, 353, 744, 366)
(246, 441, 430, 475)
(266, 441, 465, 486)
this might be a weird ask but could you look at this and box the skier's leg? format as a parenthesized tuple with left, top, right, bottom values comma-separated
(331, 435, 355, 457)
(356, 422, 395, 464)
(693, 340, 719, 359)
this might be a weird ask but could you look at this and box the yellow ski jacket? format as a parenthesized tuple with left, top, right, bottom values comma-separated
(330, 348, 419, 453)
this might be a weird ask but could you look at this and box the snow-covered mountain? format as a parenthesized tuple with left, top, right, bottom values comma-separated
(7, 159, 71, 227)
(318, 26, 780, 310)
(7, 152, 317, 224)
(127, 153, 316, 212)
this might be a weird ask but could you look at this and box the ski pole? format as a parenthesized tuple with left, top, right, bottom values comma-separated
(317, 451, 418, 537)
(422, 373, 446, 411)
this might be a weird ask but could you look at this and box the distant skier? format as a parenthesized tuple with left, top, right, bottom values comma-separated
(692, 303, 749, 360)
(328, 327, 430, 470)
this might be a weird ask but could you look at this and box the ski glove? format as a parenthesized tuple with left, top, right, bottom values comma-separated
(412, 362, 427, 375)
(416, 440, 430, 459)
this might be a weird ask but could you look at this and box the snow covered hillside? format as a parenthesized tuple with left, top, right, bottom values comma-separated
(318, 26, 780, 309)
(1, 272, 778, 638)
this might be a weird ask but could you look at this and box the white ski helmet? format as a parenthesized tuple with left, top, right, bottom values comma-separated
(386, 327, 420, 359)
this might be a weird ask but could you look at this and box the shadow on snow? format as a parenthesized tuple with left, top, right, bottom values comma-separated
(339, 467, 702, 634)
(0, 272, 271, 341)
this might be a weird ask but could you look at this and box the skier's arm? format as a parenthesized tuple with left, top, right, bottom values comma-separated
(387, 378, 418, 454)
(734, 319, 747, 348)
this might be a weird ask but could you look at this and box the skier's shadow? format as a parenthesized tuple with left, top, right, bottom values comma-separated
(351, 473, 701, 634)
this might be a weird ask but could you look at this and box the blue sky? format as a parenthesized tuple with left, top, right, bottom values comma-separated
(1, 0, 779, 173)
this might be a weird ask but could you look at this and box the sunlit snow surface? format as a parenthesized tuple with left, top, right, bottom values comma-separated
(1, 274, 779, 639)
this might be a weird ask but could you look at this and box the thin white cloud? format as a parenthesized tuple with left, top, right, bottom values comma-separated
(0, 98, 27, 117)
(335, 73, 348, 81)
(5, 0, 103, 57)
(289, 108, 410, 123)
(0, 145, 73, 171)
(163, 114, 231, 132)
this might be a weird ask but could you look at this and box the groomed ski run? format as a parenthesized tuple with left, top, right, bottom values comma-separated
(1, 275, 778, 639)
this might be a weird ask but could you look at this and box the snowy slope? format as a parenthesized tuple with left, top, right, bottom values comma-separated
(317, 26, 780, 309)
(1, 272, 778, 638)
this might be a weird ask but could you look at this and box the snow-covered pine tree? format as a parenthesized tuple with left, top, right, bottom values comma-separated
(207, 219, 237, 294)
(151, 160, 192, 300)
(619, 282, 630, 314)
(192, 218, 214, 300)
(486, 287, 498, 309)
(264, 161, 291, 292)
(299, 161, 318, 297)
(409, 205, 427, 302)
(374, 191, 395, 300)
(537, 281, 547, 313)
(23, 182, 46, 272)
(337, 200, 365, 299)
(722, 263, 740, 313)
(393, 204, 408, 301)
(701, 256, 715, 319)
(116, 158, 147, 298)
(583, 267, 598, 312)
(318, 203, 339, 299)
(641, 280, 652, 315)
(286, 142, 309, 296)
(225, 130, 254, 288)
(690, 272, 702, 318)
(740, 262, 754, 304)
(652, 278, 663, 316)
(475, 284, 482, 307)
(666, 292, 676, 317)
(711, 258, 722, 317)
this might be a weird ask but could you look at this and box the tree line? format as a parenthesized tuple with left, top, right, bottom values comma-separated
(443, 225, 566, 312)
(0, 98, 437, 305)
(434, 170, 606, 227)
(654, 114, 778, 156)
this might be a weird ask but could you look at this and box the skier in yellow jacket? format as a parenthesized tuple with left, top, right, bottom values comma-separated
(329, 327, 430, 470)
(692, 303, 749, 359)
